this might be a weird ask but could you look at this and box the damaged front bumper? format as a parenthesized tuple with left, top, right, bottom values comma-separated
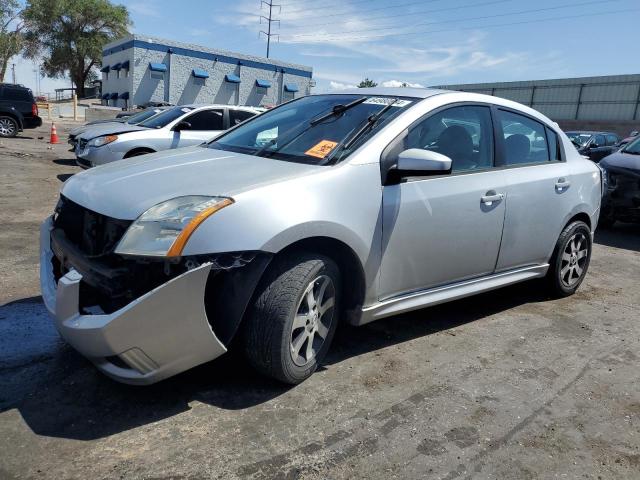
(40, 217, 228, 385)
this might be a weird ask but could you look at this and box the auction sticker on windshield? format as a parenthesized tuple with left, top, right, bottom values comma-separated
(363, 98, 412, 107)
(305, 140, 338, 158)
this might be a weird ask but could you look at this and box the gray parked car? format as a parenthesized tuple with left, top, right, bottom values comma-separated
(40, 88, 602, 385)
(74, 104, 261, 168)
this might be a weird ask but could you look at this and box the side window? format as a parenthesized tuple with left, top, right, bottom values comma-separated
(545, 127, 561, 161)
(605, 134, 618, 146)
(229, 109, 256, 126)
(404, 105, 494, 172)
(184, 109, 224, 130)
(593, 134, 605, 147)
(498, 110, 550, 165)
(3, 88, 32, 101)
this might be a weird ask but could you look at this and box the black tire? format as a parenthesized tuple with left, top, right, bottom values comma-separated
(124, 149, 154, 158)
(546, 221, 592, 298)
(243, 252, 341, 384)
(0, 116, 18, 138)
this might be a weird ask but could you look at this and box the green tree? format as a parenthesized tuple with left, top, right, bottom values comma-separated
(22, 0, 129, 97)
(0, 0, 24, 82)
(357, 78, 377, 88)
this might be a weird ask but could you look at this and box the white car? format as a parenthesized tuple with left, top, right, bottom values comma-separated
(75, 104, 261, 168)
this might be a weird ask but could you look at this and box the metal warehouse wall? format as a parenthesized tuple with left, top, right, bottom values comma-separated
(433, 74, 640, 122)
(101, 34, 313, 109)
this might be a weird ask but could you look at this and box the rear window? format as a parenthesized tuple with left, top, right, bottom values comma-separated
(1, 87, 33, 102)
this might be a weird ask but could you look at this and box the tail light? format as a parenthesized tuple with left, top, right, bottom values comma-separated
(32, 103, 38, 116)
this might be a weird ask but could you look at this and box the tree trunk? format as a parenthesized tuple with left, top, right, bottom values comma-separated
(72, 71, 86, 98)
(0, 60, 7, 83)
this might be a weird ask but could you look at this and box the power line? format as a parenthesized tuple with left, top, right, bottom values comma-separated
(282, 0, 447, 17)
(284, 0, 514, 32)
(259, 0, 280, 58)
(281, 6, 640, 43)
(285, 0, 619, 39)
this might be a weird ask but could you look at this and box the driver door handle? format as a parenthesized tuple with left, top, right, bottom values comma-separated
(481, 191, 504, 206)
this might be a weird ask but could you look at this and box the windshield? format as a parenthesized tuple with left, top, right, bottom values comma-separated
(566, 132, 592, 146)
(138, 106, 194, 129)
(125, 108, 163, 125)
(623, 136, 640, 154)
(208, 94, 416, 164)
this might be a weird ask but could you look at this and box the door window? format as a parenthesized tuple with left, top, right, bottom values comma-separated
(605, 134, 618, 146)
(185, 109, 224, 130)
(229, 109, 256, 126)
(403, 105, 494, 172)
(498, 110, 552, 165)
(592, 134, 605, 148)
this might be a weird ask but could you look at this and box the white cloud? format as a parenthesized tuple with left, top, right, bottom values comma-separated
(128, 2, 160, 18)
(380, 80, 425, 88)
(329, 81, 356, 90)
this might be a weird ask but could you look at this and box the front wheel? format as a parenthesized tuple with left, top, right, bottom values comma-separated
(546, 221, 592, 297)
(243, 253, 340, 384)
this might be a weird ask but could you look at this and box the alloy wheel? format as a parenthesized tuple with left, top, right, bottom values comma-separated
(290, 275, 336, 367)
(560, 232, 589, 287)
(0, 118, 16, 137)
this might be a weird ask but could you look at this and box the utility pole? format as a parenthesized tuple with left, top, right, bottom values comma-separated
(11, 63, 16, 84)
(260, 0, 280, 58)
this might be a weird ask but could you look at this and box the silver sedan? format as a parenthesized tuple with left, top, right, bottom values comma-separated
(42, 88, 601, 385)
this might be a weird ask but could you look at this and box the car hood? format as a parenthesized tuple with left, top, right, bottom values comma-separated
(601, 151, 640, 173)
(69, 120, 126, 137)
(61, 146, 322, 219)
(75, 123, 149, 140)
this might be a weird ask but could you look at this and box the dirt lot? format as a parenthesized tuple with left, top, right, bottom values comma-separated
(1, 123, 639, 479)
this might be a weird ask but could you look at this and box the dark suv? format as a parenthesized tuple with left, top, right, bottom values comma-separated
(565, 130, 620, 162)
(0, 83, 42, 137)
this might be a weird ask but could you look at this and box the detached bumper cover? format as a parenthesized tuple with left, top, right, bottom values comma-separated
(40, 217, 227, 385)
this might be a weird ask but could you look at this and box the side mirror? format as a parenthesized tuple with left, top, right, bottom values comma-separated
(397, 148, 452, 173)
(173, 121, 192, 132)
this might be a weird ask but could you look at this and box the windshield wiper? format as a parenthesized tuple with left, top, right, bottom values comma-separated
(253, 97, 371, 158)
(309, 97, 368, 126)
(322, 98, 400, 164)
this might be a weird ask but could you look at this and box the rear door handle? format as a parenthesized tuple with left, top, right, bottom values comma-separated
(555, 178, 571, 191)
(481, 191, 504, 206)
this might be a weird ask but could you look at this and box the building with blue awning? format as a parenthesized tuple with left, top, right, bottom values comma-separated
(101, 34, 313, 109)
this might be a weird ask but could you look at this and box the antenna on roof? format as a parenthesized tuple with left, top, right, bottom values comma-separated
(259, 0, 280, 58)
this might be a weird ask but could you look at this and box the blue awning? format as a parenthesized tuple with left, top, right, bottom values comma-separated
(119, 92, 130, 100)
(101, 93, 110, 99)
(109, 92, 119, 99)
(121, 60, 130, 70)
(100, 65, 110, 73)
(192, 68, 209, 79)
(284, 83, 299, 93)
(111, 63, 122, 71)
(225, 73, 241, 83)
(149, 62, 167, 72)
(256, 79, 271, 88)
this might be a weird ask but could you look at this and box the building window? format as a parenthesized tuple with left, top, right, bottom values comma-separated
(257, 86, 267, 95)
(283, 90, 295, 101)
(194, 77, 206, 86)
(150, 71, 164, 80)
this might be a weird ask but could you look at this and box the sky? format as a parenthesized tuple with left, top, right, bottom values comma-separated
(9, 0, 640, 95)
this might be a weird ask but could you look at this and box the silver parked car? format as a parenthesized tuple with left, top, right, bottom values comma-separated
(74, 104, 261, 168)
(68, 107, 168, 151)
(40, 88, 602, 385)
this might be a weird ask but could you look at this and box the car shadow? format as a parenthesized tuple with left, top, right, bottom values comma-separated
(594, 223, 640, 252)
(0, 281, 550, 441)
(52, 158, 77, 167)
(56, 173, 74, 182)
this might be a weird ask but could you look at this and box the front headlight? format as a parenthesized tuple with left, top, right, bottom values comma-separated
(115, 196, 234, 257)
(89, 135, 118, 147)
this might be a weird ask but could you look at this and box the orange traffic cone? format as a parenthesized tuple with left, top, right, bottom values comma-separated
(49, 123, 60, 144)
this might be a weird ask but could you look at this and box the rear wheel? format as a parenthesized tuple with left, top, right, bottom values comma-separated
(0, 116, 18, 137)
(243, 253, 340, 384)
(546, 221, 592, 297)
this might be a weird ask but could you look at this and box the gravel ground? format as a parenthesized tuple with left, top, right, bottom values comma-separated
(0, 123, 639, 479)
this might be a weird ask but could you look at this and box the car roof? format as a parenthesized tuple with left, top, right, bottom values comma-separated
(179, 103, 261, 110)
(319, 87, 450, 99)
